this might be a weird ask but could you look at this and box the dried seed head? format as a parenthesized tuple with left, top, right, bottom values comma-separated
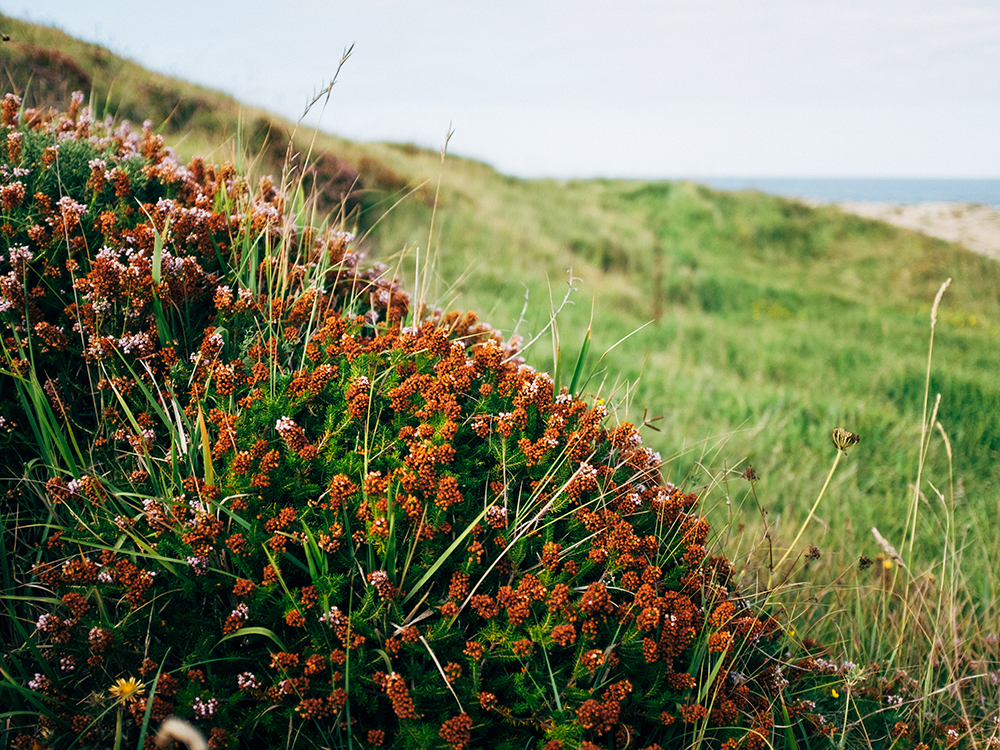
(741, 465, 759, 482)
(930, 278, 951, 327)
(872, 527, 906, 569)
(831, 428, 859, 452)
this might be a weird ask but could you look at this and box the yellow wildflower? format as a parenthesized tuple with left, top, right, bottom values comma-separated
(108, 677, 144, 704)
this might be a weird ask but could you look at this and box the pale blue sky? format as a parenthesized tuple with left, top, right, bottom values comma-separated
(11, 1, 1000, 178)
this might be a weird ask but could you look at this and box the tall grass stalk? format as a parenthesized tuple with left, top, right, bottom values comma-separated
(768, 446, 844, 589)
(895, 278, 950, 659)
(905, 276, 951, 564)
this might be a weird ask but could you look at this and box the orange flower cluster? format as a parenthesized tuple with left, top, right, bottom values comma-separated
(60, 592, 90, 621)
(511, 638, 532, 657)
(375, 672, 421, 720)
(576, 680, 632, 736)
(438, 713, 472, 750)
(551, 624, 577, 647)
(679, 702, 708, 724)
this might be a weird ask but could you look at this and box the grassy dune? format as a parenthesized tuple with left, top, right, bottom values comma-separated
(372, 173, 1000, 550)
(3, 11, 1000, 744)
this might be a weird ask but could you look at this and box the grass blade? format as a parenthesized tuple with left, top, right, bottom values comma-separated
(567, 322, 592, 396)
(215, 626, 287, 652)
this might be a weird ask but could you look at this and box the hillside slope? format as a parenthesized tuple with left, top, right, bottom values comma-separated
(2, 11, 999, 579)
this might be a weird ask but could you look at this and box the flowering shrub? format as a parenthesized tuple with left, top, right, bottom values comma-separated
(1, 94, 844, 749)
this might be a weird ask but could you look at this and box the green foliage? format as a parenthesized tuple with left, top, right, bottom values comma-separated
(1, 19, 999, 746)
(0, 94, 826, 750)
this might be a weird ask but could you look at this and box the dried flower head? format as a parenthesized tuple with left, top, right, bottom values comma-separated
(831, 428, 859, 452)
(872, 526, 907, 569)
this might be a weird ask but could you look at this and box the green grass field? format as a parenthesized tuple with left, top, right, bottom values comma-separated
(367, 167, 1000, 557)
(3, 10, 1000, 745)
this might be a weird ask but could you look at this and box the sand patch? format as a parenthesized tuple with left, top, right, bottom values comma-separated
(814, 201, 1000, 262)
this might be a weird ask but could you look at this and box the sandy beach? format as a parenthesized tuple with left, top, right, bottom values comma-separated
(815, 201, 1000, 262)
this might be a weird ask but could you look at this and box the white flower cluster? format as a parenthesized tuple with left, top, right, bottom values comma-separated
(812, 657, 859, 675)
(192, 696, 218, 718)
(319, 606, 345, 627)
(117, 332, 152, 355)
(229, 603, 249, 621)
(46, 196, 88, 227)
(237, 671, 258, 690)
(36, 613, 58, 631)
(186, 556, 209, 575)
(0, 165, 30, 178)
(8, 244, 33, 264)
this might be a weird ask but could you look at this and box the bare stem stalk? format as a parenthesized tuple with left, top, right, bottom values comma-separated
(769, 449, 842, 588)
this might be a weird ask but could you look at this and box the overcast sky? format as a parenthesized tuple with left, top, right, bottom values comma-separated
(11, 1, 1000, 179)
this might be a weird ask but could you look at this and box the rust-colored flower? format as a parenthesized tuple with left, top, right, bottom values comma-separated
(551, 624, 577, 647)
(383, 672, 421, 719)
(439, 713, 473, 750)
(680, 702, 708, 724)
(511, 638, 532, 657)
(581, 649, 605, 673)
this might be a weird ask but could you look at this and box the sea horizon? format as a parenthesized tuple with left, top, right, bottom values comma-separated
(696, 178, 1000, 207)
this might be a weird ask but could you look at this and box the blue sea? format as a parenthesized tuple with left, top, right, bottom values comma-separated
(699, 178, 1000, 207)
